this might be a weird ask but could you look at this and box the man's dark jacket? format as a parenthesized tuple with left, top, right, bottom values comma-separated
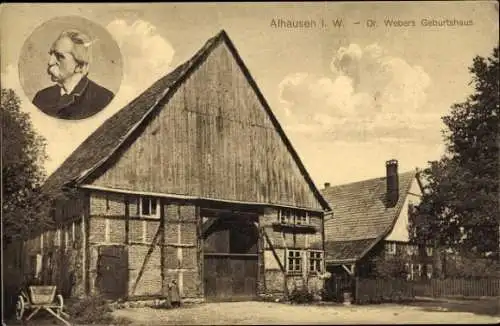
(32, 75, 114, 120)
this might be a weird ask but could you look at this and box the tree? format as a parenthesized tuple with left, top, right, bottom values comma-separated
(1, 88, 51, 243)
(412, 47, 499, 258)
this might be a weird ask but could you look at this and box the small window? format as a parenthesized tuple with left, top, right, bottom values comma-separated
(140, 197, 159, 218)
(287, 249, 302, 273)
(309, 251, 323, 273)
(386, 242, 396, 255)
(279, 209, 292, 224)
(296, 211, 309, 225)
(278, 209, 309, 225)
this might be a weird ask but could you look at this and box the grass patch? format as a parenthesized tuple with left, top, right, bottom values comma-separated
(66, 295, 132, 325)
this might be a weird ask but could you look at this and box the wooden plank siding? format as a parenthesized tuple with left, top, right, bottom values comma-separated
(89, 42, 322, 210)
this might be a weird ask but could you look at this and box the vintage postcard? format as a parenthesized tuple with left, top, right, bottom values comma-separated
(1, 2, 499, 325)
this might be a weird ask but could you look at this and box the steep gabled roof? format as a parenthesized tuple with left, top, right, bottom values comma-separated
(321, 171, 417, 263)
(42, 30, 330, 211)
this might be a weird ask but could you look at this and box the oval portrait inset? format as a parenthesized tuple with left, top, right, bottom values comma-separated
(19, 16, 123, 120)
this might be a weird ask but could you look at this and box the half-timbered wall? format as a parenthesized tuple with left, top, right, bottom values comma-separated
(259, 207, 324, 296)
(88, 191, 201, 299)
(14, 195, 86, 299)
(90, 41, 323, 210)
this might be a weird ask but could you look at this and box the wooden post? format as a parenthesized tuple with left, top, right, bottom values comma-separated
(196, 205, 204, 298)
(125, 196, 130, 245)
(160, 200, 171, 306)
(82, 192, 90, 296)
(354, 276, 359, 304)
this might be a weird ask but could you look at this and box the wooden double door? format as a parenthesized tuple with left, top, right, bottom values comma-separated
(203, 214, 259, 301)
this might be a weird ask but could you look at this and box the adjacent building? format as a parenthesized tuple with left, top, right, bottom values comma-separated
(321, 160, 434, 283)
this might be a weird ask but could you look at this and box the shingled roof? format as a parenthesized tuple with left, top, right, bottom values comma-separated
(41, 30, 330, 211)
(321, 171, 416, 263)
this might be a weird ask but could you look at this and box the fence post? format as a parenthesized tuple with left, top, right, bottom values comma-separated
(354, 277, 359, 304)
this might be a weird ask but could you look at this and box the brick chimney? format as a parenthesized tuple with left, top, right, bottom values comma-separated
(386, 159, 399, 207)
(324, 182, 331, 189)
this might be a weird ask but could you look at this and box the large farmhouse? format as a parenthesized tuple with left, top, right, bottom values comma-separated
(14, 30, 331, 302)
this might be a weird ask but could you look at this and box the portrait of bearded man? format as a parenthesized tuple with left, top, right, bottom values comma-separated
(32, 29, 114, 120)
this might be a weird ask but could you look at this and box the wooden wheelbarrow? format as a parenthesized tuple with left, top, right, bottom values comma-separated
(16, 285, 71, 325)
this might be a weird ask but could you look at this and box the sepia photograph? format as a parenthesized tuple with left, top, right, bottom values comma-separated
(18, 15, 123, 120)
(1, 2, 499, 325)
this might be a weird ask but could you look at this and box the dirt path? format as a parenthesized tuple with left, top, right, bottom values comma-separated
(112, 301, 500, 325)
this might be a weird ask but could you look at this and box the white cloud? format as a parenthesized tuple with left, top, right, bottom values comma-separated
(279, 42, 435, 143)
(106, 19, 175, 107)
(1, 19, 175, 177)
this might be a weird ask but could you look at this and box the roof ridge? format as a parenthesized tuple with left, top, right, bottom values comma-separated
(324, 170, 416, 190)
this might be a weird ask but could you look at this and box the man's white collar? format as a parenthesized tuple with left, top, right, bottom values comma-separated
(60, 73, 85, 96)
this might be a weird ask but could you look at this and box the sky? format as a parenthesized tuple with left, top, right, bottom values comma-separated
(1, 2, 498, 188)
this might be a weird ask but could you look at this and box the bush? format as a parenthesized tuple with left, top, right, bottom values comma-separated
(66, 295, 130, 325)
(258, 294, 284, 303)
(289, 287, 314, 304)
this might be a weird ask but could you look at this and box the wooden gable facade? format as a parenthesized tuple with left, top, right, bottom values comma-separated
(84, 39, 323, 210)
(13, 30, 330, 303)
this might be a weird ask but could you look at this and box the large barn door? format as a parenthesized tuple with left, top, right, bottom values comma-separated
(203, 215, 258, 301)
(96, 245, 128, 299)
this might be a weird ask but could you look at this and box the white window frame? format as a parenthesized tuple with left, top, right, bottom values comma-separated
(278, 209, 292, 224)
(386, 242, 396, 255)
(308, 250, 324, 273)
(139, 196, 160, 219)
(416, 263, 422, 278)
(296, 211, 309, 225)
(406, 244, 417, 256)
(286, 249, 303, 274)
(278, 209, 309, 225)
(426, 247, 433, 257)
(405, 263, 412, 280)
(426, 264, 433, 279)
